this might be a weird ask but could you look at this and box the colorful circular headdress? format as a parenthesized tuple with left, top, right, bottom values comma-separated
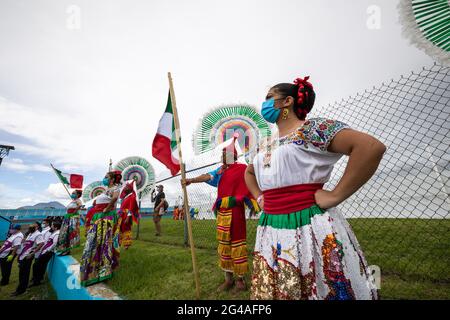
(113, 156, 155, 198)
(82, 181, 107, 203)
(398, 0, 450, 66)
(193, 104, 271, 159)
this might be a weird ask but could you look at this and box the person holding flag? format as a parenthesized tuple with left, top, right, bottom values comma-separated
(56, 189, 83, 256)
(80, 170, 122, 287)
(117, 180, 139, 249)
(50, 163, 84, 255)
(182, 139, 260, 293)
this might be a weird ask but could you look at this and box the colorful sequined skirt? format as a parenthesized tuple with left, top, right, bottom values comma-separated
(251, 205, 378, 300)
(56, 212, 81, 254)
(80, 209, 120, 287)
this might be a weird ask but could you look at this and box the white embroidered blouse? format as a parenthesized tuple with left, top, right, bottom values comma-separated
(67, 198, 82, 209)
(95, 185, 120, 205)
(252, 118, 349, 191)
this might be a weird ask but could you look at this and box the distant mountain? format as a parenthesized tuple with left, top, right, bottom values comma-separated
(17, 201, 66, 210)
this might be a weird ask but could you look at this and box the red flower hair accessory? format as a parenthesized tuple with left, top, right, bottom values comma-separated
(109, 170, 122, 184)
(293, 76, 313, 106)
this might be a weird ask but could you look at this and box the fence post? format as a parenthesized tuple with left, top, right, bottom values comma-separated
(136, 199, 141, 240)
(426, 142, 450, 212)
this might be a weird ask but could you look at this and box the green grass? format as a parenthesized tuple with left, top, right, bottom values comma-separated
(0, 262, 56, 300)
(2, 217, 449, 300)
(70, 221, 250, 300)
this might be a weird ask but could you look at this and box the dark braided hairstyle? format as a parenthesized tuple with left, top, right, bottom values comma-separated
(271, 76, 315, 120)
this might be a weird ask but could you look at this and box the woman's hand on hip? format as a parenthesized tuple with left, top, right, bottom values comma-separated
(314, 189, 341, 210)
(257, 194, 264, 211)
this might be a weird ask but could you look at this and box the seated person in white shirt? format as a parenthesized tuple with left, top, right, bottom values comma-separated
(30, 221, 61, 287)
(0, 224, 23, 286)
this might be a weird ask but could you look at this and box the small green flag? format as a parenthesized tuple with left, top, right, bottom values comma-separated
(53, 167, 70, 185)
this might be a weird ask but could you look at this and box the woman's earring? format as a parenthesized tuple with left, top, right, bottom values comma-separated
(282, 108, 289, 120)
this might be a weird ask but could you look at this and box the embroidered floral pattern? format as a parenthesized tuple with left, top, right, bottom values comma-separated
(259, 118, 349, 168)
(278, 118, 349, 151)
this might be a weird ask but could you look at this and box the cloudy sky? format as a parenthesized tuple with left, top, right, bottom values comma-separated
(0, 0, 434, 208)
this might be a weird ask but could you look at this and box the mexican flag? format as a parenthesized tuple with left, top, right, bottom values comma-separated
(51, 165, 84, 189)
(152, 92, 180, 176)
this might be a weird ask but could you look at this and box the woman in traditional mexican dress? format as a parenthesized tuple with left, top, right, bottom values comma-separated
(245, 76, 385, 300)
(80, 171, 122, 287)
(56, 189, 83, 256)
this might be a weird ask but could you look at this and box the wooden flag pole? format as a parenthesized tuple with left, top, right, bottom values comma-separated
(50, 163, 72, 198)
(168, 72, 201, 299)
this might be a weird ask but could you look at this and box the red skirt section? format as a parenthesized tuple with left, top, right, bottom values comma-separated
(85, 203, 109, 226)
(262, 183, 324, 214)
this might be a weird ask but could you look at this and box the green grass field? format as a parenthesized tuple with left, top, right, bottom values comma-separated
(0, 263, 56, 300)
(1, 217, 449, 300)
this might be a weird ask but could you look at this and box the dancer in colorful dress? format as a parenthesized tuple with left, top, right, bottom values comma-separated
(245, 76, 385, 300)
(56, 190, 83, 256)
(117, 180, 139, 249)
(183, 141, 260, 292)
(80, 171, 122, 287)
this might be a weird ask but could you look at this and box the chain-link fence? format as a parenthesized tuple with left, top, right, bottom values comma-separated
(143, 63, 449, 299)
(308, 63, 450, 298)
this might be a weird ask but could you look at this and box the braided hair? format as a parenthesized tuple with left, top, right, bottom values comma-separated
(271, 76, 315, 120)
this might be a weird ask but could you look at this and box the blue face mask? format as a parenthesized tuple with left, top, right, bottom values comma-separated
(261, 98, 281, 123)
(70, 194, 77, 199)
(102, 177, 110, 186)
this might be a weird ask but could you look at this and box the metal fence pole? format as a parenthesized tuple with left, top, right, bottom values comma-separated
(136, 199, 141, 240)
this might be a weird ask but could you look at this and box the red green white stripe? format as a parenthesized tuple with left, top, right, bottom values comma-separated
(152, 92, 180, 176)
(52, 166, 84, 188)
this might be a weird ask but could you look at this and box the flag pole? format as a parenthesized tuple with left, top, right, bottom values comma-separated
(168, 72, 201, 299)
(50, 163, 72, 198)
